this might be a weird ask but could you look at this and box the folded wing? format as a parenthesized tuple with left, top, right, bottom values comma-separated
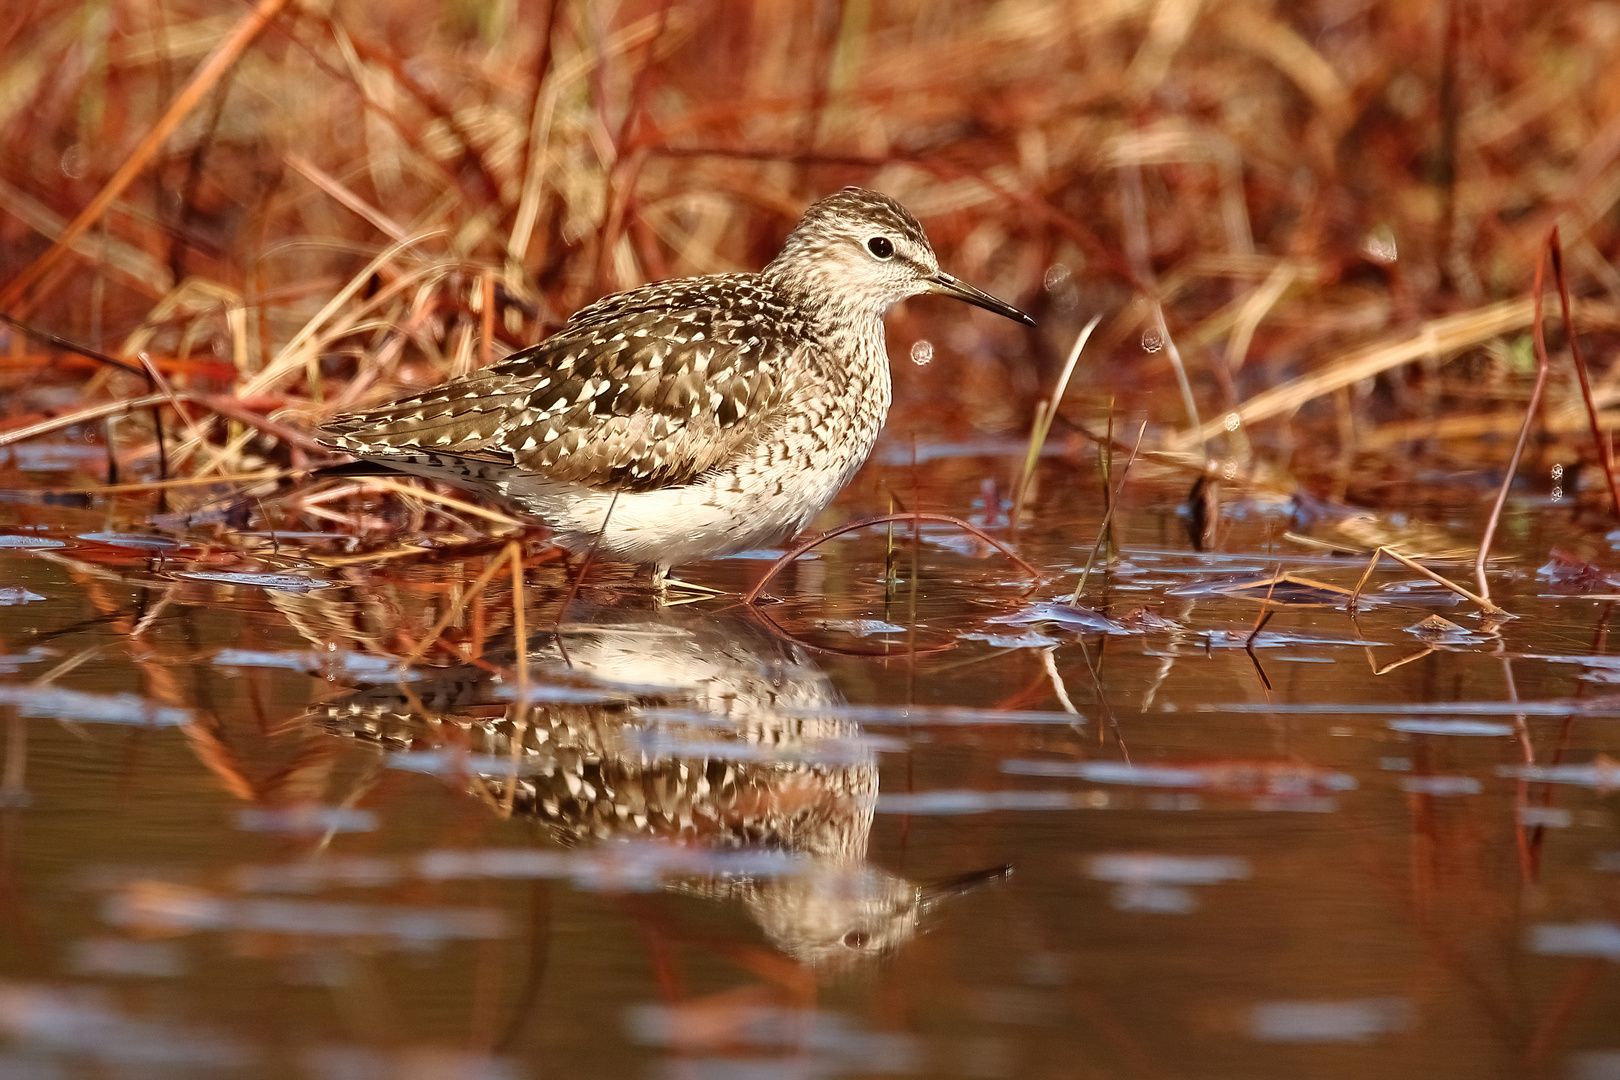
(319, 275, 799, 493)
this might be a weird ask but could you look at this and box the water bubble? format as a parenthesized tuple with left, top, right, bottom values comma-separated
(1362, 226, 1398, 264)
(1042, 263, 1072, 292)
(1141, 329, 1163, 354)
(910, 339, 934, 366)
(1223, 412, 1241, 432)
(1551, 463, 1564, 480)
(61, 144, 88, 179)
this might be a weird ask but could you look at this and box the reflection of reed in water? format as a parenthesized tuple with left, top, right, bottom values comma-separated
(309, 606, 1005, 968)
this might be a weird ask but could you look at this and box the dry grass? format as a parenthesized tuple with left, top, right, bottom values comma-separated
(4, 0, 1620, 545)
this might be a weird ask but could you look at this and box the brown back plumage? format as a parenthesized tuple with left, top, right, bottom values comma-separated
(319, 274, 801, 493)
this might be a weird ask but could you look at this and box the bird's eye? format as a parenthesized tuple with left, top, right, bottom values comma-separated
(843, 930, 870, 948)
(866, 236, 894, 259)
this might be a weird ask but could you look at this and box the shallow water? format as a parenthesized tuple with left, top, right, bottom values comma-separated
(2, 450, 1620, 1080)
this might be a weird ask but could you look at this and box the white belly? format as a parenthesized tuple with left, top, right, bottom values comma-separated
(503, 426, 876, 569)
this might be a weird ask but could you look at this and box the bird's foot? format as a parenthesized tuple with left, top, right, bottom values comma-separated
(651, 568, 727, 604)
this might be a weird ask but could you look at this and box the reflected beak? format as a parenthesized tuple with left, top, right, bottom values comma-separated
(929, 272, 1037, 327)
(916, 863, 1014, 913)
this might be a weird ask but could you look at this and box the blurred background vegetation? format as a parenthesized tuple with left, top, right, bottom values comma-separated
(3, 0, 1620, 503)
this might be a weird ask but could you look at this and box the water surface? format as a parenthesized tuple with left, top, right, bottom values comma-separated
(1, 450, 1618, 1079)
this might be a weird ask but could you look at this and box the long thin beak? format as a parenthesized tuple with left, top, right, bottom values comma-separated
(916, 863, 1014, 913)
(929, 271, 1037, 327)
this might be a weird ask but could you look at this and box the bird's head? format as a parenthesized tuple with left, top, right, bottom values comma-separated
(766, 187, 1035, 329)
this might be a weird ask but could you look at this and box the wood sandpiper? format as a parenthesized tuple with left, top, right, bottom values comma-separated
(317, 188, 1034, 584)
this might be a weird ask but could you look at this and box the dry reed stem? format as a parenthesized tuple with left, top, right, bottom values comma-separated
(1152, 302, 1202, 446)
(1167, 298, 1537, 451)
(506, 9, 684, 272)
(0, 392, 173, 446)
(5, 468, 293, 496)
(286, 153, 410, 243)
(1357, 409, 1620, 451)
(1069, 422, 1148, 604)
(0, 175, 173, 297)
(1225, 261, 1297, 372)
(337, 477, 528, 529)
(240, 232, 450, 401)
(308, 545, 435, 567)
(0, 0, 291, 314)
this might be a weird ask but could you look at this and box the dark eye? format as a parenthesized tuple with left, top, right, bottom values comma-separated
(843, 930, 870, 948)
(866, 236, 894, 259)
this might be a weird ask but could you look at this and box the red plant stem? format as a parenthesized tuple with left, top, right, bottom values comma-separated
(1548, 228, 1620, 522)
(744, 512, 1042, 604)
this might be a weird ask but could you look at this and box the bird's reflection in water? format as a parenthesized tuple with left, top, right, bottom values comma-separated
(308, 603, 1008, 970)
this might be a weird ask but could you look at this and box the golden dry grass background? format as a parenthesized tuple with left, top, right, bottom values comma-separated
(4, 0, 1620, 507)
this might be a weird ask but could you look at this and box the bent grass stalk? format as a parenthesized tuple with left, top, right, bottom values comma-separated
(1010, 314, 1101, 532)
(1352, 546, 1507, 617)
(1474, 232, 1554, 606)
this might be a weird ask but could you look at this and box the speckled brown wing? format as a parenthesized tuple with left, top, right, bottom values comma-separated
(318, 275, 802, 493)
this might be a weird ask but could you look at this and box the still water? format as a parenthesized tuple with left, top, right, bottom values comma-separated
(1, 448, 1619, 1079)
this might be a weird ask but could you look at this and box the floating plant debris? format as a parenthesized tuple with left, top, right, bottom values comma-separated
(176, 570, 330, 591)
(986, 601, 1134, 634)
(0, 535, 65, 549)
(76, 532, 183, 550)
